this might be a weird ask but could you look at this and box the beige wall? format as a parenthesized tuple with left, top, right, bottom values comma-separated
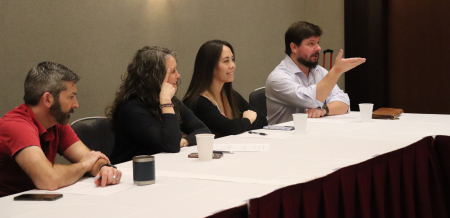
(0, 0, 344, 120)
(304, 0, 345, 89)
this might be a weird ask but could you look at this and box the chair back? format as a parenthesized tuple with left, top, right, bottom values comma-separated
(249, 87, 267, 117)
(70, 117, 115, 158)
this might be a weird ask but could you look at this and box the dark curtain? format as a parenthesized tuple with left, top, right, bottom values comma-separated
(209, 135, 450, 218)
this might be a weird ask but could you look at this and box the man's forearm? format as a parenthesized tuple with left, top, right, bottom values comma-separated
(316, 70, 342, 102)
(327, 101, 349, 116)
(37, 162, 88, 190)
(44, 157, 110, 189)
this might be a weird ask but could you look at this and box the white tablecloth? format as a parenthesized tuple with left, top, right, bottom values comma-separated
(1, 113, 450, 218)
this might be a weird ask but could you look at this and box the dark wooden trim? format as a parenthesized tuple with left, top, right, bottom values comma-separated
(344, 0, 389, 111)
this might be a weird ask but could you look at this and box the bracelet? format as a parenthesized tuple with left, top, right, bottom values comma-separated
(159, 103, 174, 108)
(98, 163, 117, 172)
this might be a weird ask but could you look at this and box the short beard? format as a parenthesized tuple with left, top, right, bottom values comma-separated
(49, 98, 73, 125)
(297, 53, 319, 69)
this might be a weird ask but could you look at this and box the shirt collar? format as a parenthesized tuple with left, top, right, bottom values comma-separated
(20, 104, 53, 140)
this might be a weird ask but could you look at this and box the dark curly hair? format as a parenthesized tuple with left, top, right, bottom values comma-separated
(106, 46, 181, 129)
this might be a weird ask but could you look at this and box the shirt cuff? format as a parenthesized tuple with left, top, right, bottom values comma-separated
(304, 85, 325, 108)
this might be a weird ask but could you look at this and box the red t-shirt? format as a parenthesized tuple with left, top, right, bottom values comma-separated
(0, 104, 79, 197)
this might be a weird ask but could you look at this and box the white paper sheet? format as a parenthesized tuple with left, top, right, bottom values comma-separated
(213, 143, 269, 152)
(43, 177, 134, 196)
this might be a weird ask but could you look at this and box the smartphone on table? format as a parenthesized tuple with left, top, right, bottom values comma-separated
(14, 193, 63, 201)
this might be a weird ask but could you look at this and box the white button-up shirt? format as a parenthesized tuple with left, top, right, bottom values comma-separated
(266, 55, 350, 125)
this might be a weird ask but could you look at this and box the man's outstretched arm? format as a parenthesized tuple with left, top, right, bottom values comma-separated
(315, 49, 365, 102)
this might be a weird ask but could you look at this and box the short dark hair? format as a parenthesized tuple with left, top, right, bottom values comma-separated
(285, 21, 323, 56)
(23, 62, 79, 106)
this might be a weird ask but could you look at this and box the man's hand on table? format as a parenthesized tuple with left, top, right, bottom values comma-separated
(306, 108, 326, 118)
(79, 150, 122, 187)
(79, 150, 109, 172)
(94, 165, 122, 187)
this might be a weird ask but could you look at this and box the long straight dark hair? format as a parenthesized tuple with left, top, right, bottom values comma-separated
(106, 46, 181, 129)
(183, 40, 242, 118)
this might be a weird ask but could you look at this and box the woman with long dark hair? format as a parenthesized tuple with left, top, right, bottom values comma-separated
(107, 46, 210, 164)
(183, 40, 267, 138)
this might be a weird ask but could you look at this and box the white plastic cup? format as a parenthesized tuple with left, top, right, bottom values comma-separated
(359, 103, 374, 122)
(293, 113, 308, 134)
(195, 134, 215, 161)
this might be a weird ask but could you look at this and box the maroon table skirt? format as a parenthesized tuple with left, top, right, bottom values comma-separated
(208, 135, 450, 218)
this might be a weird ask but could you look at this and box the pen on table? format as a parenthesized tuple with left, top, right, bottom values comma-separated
(248, 131, 267, 136)
(213, 150, 234, 154)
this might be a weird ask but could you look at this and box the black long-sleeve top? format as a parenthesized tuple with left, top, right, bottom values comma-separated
(184, 93, 268, 138)
(110, 99, 211, 164)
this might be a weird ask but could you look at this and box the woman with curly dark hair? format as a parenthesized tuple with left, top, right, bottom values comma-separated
(183, 40, 267, 138)
(107, 46, 210, 164)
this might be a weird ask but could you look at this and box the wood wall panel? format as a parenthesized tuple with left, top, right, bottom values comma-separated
(389, 0, 450, 114)
(346, 0, 450, 114)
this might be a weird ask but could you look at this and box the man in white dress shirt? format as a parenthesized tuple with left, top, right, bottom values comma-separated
(266, 21, 366, 125)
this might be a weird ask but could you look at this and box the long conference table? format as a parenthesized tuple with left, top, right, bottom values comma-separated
(2, 112, 450, 218)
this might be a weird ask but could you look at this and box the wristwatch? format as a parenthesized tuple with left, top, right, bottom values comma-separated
(323, 103, 329, 116)
(98, 163, 117, 172)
